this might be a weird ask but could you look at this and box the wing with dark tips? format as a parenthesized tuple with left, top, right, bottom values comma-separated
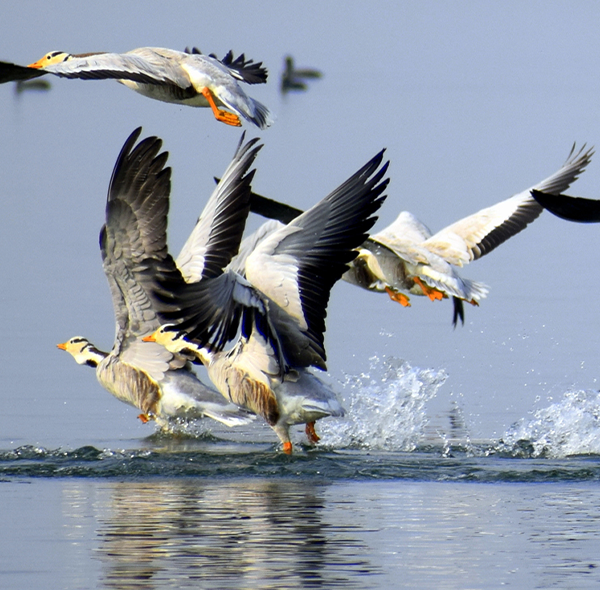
(530, 190, 600, 223)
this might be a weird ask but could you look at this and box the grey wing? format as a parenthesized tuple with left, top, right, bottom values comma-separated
(176, 134, 262, 282)
(43, 51, 192, 87)
(0, 60, 46, 84)
(423, 143, 594, 266)
(101, 127, 187, 374)
(185, 47, 269, 85)
(530, 190, 600, 222)
(227, 220, 285, 275)
(245, 150, 389, 368)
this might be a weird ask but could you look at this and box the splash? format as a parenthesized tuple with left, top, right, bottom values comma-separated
(499, 389, 600, 458)
(319, 356, 447, 451)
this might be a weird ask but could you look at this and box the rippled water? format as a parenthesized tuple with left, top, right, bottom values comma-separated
(3, 358, 600, 589)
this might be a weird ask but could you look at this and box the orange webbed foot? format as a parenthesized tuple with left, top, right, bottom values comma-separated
(305, 421, 320, 444)
(385, 286, 411, 307)
(282, 442, 293, 454)
(469, 299, 479, 307)
(413, 277, 444, 301)
(201, 87, 242, 127)
(138, 413, 151, 423)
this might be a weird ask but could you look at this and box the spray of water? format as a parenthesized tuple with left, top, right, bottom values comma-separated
(499, 389, 600, 458)
(319, 356, 447, 451)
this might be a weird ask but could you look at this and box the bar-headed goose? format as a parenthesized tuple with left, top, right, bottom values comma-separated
(0, 47, 273, 128)
(57, 127, 262, 429)
(146, 151, 390, 452)
(247, 144, 592, 325)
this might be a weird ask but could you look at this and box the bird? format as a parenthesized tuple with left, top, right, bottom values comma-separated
(531, 190, 600, 222)
(281, 55, 322, 93)
(0, 46, 273, 128)
(245, 143, 593, 325)
(57, 126, 263, 430)
(145, 150, 390, 452)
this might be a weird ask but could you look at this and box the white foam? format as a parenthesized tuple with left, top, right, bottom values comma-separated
(318, 356, 447, 451)
(500, 389, 600, 458)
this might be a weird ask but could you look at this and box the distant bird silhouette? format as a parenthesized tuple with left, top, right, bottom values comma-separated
(281, 55, 322, 93)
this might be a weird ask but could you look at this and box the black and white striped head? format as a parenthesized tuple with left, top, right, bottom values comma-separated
(143, 325, 196, 353)
(28, 51, 71, 69)
(57, 336, 106, 367)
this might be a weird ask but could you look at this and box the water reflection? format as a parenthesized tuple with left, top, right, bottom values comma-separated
(92, 479, 377, 589)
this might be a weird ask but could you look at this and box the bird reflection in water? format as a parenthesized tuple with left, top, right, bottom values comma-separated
(92, 479, 376, 588)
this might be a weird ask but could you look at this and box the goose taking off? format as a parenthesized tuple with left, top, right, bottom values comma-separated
(246, 143, 593, 326)
(146, 150, 390, 452)
(0, 47, 273, 128)
(57, 127, 263, 429)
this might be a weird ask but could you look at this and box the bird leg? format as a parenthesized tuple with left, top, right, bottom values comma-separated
(469, 299, 479, 307)
(282, 442, 293, 454)
(138, 413, 151, 423)
(413, 277, 444, 301)
(384, 286, 411, 307)
(305, 421, 320, 444)
(201, 87, 242, 127)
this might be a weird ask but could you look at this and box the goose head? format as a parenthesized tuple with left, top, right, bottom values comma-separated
(28, 51, 71, 69)
(143, 325, 206, 362)
(57, 337, 106, 368)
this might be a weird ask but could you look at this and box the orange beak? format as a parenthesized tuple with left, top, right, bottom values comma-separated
(56, 342, 68, 350)
(142, 333, 156, 343)
(27, 58, 46, 69)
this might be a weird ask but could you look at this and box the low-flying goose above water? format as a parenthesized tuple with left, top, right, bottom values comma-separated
(0, 47, 273, 128)
(146, 151, 390, 452)
(57, 127, 263, 429)
(246, 144, 593, 325)
(531, 190, 600, 222)
(280, 55, 322, 93)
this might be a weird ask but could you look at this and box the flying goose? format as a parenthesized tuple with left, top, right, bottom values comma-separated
(281, 55, 322, 93)
(246, 144, 593, 325)
(531, 190, 600, 222)
(0, 47, 273, 128)
(57, 127, 263, 429)
(146, 151, 390, 452)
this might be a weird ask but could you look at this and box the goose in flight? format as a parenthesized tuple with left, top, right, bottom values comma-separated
(280, 55, 322, 93)
(57, 127, 262, 429)
(0, 47, 273, 128)
(146, 150, 390, 452)
(246, 144, 593, 325)
(531, 189, 600, 222)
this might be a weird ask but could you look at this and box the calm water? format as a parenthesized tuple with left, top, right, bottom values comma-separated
(3, 2, 600, 589)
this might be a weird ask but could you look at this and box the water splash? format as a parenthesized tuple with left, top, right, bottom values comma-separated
(499, 389, 600, 458)
(319, 356, 447, 451)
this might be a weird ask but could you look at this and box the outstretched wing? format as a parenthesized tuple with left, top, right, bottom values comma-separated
(530, 190, 600, 223)
(101, 127, 186, 377)
(423, 143, 593, 266)
(176, 134, 262, 282)
(185, 47, 268, 85)
(244, 150, 389, 369)
(0, 60, 46, 84)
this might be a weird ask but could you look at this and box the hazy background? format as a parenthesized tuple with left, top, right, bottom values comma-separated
(1, 1, 600, 448)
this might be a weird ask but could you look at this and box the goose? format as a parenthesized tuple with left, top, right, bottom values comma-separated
(57, 127, 263, 429)
(281, 55, 322, 93)
(246, 144, 593, 325)
(531, 190, 600, 223)
(145, 150, 390, 452)
(0, 47, 273, 128)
